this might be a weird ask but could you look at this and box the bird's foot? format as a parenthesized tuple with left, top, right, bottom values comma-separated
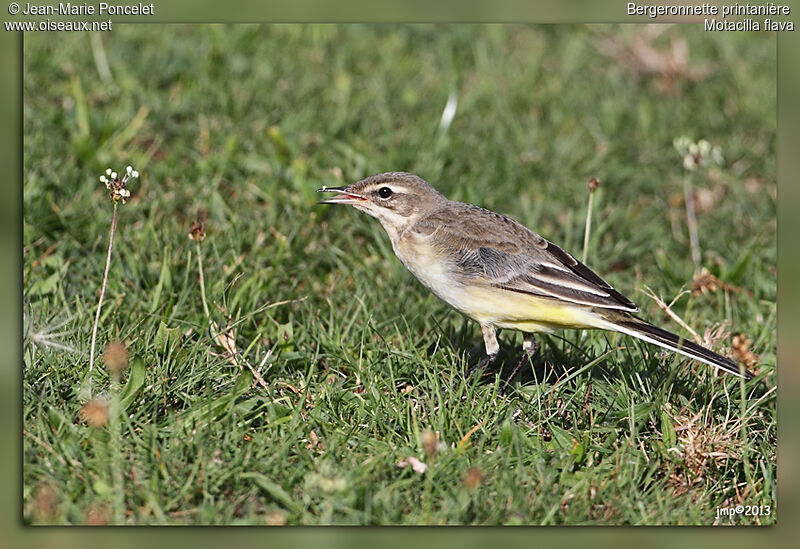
(466, 353, 497, 379)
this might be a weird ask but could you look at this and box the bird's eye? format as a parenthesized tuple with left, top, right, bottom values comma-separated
(378, 187, 393, 199)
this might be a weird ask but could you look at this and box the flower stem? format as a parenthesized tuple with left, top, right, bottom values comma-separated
(582, 190, 594, 265)
(195, 239, 211, 322)
(88, 202, 118, 396)
(683, 175, 701, 274)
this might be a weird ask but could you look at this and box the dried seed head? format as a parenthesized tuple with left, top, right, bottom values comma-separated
(306, 429, 325, 452)
(462, 467, 484, 489)
(189, 219, 207, 242)
(692, 269, 721, 297)
(587, 177, 600, 192)
(103, 341, 129, 378)
(79, 397, 109, 428)
(731, 334, 759, 369)
(106, 177, 129, 204)
(84, 503, 110, 525)
(31, 482, 59, 523)
(421, 429, 439, 458)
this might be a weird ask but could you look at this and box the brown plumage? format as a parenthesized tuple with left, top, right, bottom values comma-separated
(319, 172, 754, 387)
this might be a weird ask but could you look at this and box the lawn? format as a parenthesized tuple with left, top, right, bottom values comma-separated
(23, 24, 776, 525)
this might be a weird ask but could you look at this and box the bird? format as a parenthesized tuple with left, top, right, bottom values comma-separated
(318, 172, 754, 391)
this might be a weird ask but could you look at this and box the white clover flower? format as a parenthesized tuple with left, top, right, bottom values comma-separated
(673, 136, 692, 156)
(675, 136, 723, 172)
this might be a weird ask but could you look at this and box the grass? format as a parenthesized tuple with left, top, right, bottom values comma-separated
(22, 24, 776, 525)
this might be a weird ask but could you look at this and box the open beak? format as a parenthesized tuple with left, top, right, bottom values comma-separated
(316, 186, 367, 205)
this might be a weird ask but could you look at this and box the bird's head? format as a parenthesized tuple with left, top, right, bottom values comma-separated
(318, 172, 446, 236)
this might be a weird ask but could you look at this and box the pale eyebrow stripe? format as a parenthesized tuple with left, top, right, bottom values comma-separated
(366, 184, 410, 194)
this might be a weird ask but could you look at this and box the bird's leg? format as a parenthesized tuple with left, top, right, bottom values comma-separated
(466, 324, 499, 378)
(467, 353, 497, 378)
(500, 333, 537, 394)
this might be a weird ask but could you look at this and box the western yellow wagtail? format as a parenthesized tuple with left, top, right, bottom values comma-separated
(318, 172, 754, 390)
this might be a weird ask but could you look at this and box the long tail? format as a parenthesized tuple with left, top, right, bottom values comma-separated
(600, 314, 754, 380)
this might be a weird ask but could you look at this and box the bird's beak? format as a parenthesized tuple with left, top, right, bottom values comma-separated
(316, 186, 367, 205)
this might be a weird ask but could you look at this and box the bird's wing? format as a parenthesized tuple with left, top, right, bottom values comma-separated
(415, 204, 639, 312)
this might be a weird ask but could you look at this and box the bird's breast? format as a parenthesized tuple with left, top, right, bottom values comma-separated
(392, 232, 472, 309)
(391, 231, 505, 324)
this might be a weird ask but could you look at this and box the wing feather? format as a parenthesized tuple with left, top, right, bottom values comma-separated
(416, 203, 639, 312)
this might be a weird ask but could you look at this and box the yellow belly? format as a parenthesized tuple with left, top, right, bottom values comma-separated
(456, 285, 602, 332)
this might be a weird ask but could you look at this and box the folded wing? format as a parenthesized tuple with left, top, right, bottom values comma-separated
(419, 203, 639, 312)
(486, 240, 639, 312)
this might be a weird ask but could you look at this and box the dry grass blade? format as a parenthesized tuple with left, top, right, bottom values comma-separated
(641, 286, 702, 345)
(457, 421, 484, 450)
(208, 319, 270, 391)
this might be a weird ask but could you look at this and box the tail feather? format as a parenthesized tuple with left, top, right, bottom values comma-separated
(606, 316, 754, 380)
